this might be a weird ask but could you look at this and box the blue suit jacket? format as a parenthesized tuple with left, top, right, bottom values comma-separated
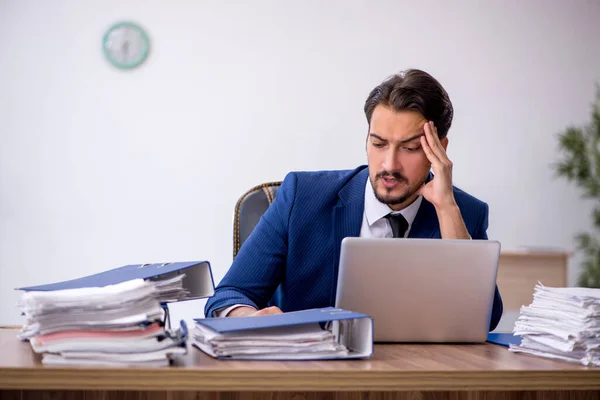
(205, 166, 503, 330)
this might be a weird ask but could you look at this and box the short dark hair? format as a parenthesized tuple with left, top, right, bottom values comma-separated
(364, 69, 453, 139)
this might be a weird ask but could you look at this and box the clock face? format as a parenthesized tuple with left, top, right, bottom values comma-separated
(102, 22, 150, 69)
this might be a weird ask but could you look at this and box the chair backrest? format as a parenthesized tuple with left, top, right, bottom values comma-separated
(233, 181, 282, 259)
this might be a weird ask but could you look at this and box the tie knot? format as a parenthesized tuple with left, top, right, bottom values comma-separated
(385, 213, 409, 238)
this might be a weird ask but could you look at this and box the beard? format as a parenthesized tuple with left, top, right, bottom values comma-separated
(370, 170, 429, 206)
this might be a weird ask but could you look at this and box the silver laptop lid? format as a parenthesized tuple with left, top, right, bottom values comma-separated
(334, 238, 500, 343)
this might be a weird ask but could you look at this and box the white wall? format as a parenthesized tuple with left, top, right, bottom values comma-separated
(1, 0, 599, 327)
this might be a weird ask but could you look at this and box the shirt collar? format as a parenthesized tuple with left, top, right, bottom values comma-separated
(364, 177, 423, 227)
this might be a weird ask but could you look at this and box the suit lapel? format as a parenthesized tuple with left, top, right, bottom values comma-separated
(330, 167, 368, 303)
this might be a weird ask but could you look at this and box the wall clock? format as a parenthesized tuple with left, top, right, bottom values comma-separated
(102, 21, 150, 70)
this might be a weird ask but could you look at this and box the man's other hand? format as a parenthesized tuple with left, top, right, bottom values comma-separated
(227, 305, 283, 317)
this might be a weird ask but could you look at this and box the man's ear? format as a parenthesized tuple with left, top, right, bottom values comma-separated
(441, 137, 449, 151)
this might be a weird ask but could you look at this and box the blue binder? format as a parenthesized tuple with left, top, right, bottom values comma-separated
(193, 307, 374, 360)
(16, 261, 215, 302)
(487, 332, 522, 347)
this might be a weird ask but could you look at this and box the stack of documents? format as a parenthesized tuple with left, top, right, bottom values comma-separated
(150, 274, 189, 302)
(193, 307, 373, 360)
(509, 283, 600, 367)
(18, 279, 187, 367)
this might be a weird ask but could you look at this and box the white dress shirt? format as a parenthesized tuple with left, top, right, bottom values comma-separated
(360, 178, 422, 238)
(215, 178, 424, 317)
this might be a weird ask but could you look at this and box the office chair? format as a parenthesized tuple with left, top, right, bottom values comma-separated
(233, 181, 282, 259)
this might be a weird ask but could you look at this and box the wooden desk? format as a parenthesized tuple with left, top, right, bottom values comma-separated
(1, 329, 599, 400)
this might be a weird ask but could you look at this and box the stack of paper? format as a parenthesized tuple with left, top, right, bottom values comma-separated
(509, 283, 600, 367)
(194, 322, 349, 360)
(150, 274, 189, 303)
(193, 307, 374, 360)
(18, 279, 187, 367)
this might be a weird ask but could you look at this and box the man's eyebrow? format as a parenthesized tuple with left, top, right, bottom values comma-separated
(368, 132, 424, 145)
(368, 133, 387, 142)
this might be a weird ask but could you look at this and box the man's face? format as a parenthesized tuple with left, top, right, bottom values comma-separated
(366, 104, 447, 210)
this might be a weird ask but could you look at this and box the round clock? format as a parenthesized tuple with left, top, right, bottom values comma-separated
(102, 21, 150, 70)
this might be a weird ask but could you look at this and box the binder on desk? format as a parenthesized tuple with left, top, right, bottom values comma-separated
(487, 332, 522, 347)
(17, 261, 215, 303)
(192, 307, 373, 360)
(15, 265, 199, 366)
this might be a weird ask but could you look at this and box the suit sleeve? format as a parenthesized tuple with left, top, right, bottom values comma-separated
(474, 201, 504, 331)
(204, 173, 297, 317)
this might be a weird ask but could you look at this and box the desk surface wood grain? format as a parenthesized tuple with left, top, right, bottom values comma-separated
(1, 328, 599, 392)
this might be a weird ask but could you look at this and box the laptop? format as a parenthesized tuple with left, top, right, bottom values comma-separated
(334, 237, 500, 343)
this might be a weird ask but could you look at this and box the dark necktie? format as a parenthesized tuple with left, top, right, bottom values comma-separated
(385, 213, 409, 238)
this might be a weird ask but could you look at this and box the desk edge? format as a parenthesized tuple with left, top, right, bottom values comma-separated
(1, 368, 600, 391)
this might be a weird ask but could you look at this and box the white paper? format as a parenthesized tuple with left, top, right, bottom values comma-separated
(193, 322, 350, 359)
(511, 283, 600, 367)
(17, 277, 188, 366)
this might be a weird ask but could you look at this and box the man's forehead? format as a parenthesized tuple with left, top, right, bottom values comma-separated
(370, 107, 426, 137)
(369, 131, 423, 144)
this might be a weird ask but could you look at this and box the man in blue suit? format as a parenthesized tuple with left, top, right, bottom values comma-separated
(205, 69, 503, 330)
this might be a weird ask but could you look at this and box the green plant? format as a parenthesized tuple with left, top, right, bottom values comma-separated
(554, 85, 600, 288)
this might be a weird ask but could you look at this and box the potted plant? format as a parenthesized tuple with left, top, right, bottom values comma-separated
(554, 86, 600, 288)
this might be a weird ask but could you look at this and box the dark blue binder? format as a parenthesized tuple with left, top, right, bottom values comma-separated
(194, 307, 374, 360)
(487, 332, 521, 347)
(16, 261, 215, 302)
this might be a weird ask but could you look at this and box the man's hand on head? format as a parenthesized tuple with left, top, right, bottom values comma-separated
(418, 121, 470, 240)
(418, 121, 456, 211)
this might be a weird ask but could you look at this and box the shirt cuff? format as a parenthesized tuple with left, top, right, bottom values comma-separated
(213, 304, 257, 317)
